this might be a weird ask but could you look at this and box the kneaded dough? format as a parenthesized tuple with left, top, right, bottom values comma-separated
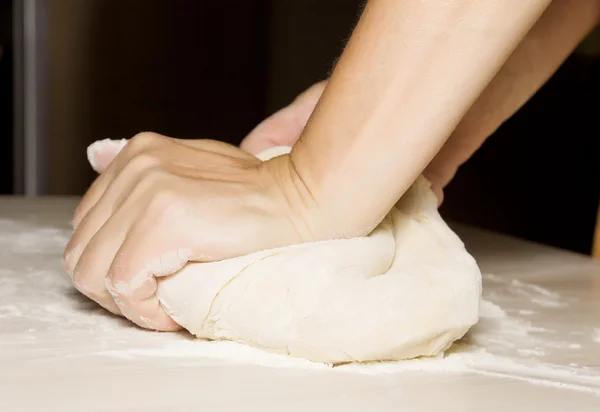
(155, 146, 482, 364)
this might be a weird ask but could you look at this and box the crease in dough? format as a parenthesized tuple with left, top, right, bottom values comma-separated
(199, 256, 272, 333)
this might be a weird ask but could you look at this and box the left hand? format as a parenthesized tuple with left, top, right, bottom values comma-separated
(240, 81, 327, 155)
(64, 133, 318, 331)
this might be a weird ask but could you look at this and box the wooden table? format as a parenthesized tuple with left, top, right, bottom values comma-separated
(1, 197, 599, 411)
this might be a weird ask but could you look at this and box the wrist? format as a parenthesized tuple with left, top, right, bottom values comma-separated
(257, 153, 324, 242)
(289, 138, 387, 240)
(258, 145, 378, 243)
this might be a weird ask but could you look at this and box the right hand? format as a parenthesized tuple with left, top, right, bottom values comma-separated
(65, 134, 320, 331)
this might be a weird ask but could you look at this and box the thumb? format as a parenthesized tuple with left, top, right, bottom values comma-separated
(240, 106, 306, 155)
(240, 80, 328, 155)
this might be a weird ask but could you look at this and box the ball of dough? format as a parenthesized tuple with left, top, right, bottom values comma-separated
(156, 146, 481, 364)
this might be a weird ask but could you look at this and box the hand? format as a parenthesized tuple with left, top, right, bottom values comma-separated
(240, 81, 327, 155)
(64, 133, 317, 331)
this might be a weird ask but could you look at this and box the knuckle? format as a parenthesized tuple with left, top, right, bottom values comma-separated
(103, 275, 123, 299)
(150, 189, 178, 211)
(72, 211, 83, 230)
(137, 167, 167, 191)
(114, 133, 167, 173)
(124, 152, 162, 175)
(63, 243, 79, 274)
(124, 168, 166, 206)
(72, 204, 92, 230)
(128, 132, 164, 150)
(73, 179, 104, 227)
(106, 265, 125, 287)
(147, 188, 183, 218)
(71, 254, 98, 298)
(72, 269, 93, 296)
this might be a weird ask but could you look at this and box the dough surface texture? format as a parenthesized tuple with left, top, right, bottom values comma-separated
(153, 146, 482, 364)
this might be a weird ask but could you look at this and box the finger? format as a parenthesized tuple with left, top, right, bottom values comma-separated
(73, 161, 118, 230)
(70, 167, 163, 314)
(74, 132, 165, 229)
(65, 153, 163, 277)
(73, 138, 129, 230)
(75, 135, 250, 230)
(71, 199, 133, 315)
(87, 138, 129, 173)
(240, 106, 306, 155)
(73, 140, 130, 228)
(293, 80, 327, 106)
(423, 114, 494, 197)
(240, 81, 327, 154)
(106, 193, 190, 331)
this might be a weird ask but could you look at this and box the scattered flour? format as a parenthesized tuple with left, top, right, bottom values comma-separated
(0, 219, 69, 255)
(96, 324, 600, 395)
(93, 283, 600, 395)
(568, 343, 582, 349)
(517, 348, 545, 357)
(593, 329, 600, 344)
(1, 219, 599, 396)
(519, 309, 536, 315)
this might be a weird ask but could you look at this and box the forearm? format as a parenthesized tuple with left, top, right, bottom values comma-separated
(290, 0, 551, 237)
(426, 0, 600, 190)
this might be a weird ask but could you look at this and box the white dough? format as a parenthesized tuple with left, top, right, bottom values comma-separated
(154, 146, 482, 364)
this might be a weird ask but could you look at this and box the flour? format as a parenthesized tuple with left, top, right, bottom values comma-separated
(0, 219, 68, 255)
(94, 292, 600, 395)
(99, 272, 600, 394)
(94, 303, 600, 395)
(1, 218, 599, 396)
(519, 309, 536, 315)
(517, 348, 545, 357)
(101, 339, 332, 370)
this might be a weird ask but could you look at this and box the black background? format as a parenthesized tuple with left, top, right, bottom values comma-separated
(1, 0, 598, 255)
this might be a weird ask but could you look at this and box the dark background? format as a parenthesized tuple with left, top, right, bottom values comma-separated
(1, 0, 599, 255)
(0, 1, 13, 195)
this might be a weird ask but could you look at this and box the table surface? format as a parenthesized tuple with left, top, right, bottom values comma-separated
(0, 196, 599, 412)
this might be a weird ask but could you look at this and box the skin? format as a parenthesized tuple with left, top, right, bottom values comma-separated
(64, 0, 598, 331)
(65, 136, 313, 330)
(242, 0, 600, 203)
(288, 0, 553, 239)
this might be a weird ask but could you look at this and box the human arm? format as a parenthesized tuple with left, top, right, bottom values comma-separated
(423, 0, 600, 200)
(244, 0, 599, 207)
(268, 0, 554, 237)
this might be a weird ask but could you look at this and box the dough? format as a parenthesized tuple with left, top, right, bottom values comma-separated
(154, 146, 482, 364)
(86, 141, 481, 364)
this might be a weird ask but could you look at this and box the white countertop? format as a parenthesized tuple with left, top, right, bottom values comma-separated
(1, 197, 599, 411)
